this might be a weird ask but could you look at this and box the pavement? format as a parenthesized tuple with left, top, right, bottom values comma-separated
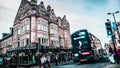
(52, 61, 120, 68)
(1, 61, 120, 68)
(102, 64, 120, 68)
(24, 61, 74, 68)
(51, 61, 75, 68)
(36, 62, 120, 68)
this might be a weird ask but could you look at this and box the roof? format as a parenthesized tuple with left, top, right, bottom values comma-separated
(13, 0, 70, 30)
(0, 33, 13, 42)
(71, 29, 87, 35)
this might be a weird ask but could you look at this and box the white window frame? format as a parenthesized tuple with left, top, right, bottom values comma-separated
(26, 20, 30, 30)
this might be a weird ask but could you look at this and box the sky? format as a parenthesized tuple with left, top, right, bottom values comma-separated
(0, 0, 120, 48)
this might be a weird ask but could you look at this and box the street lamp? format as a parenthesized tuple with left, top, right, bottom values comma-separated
(107, 11, 120, 63)
(107, 11, 120, 47)
(106, 19, 116, 51)
(107, 11, 119, 30)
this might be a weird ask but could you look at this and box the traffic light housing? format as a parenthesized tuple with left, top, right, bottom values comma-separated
(105, 22, 113, 36)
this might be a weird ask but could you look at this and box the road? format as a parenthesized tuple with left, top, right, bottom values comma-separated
(52, 62, 120, 68)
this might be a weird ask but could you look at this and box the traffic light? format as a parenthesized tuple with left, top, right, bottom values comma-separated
(105, 22, 113, 36)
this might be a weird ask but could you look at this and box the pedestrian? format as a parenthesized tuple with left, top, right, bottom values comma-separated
(41, 55, 46, 68)
(55, 54, 58, 66)
(39, 56, 42, 68)
(6, 56, 11, 68)
(64, 53, 66, 62)
(32, 55, 35, 64)
(46, 54, 51, 68)
(109, 46, 115, 63)
(116, 46, 120, 64)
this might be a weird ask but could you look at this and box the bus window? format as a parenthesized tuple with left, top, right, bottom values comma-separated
(79, 32, 86, 36)
(80, 41, 90, 49)
(81, 45, 90, 49)
(73, 36, 86, 40)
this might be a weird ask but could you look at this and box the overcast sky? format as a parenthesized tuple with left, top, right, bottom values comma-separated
(0, 0, 120, 47)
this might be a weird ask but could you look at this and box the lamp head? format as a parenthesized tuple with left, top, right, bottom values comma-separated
(107, 13, 111, 15)
(115, 11, 119, 14)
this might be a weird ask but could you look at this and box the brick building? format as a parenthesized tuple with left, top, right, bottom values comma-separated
(0, 0, 71, 54)
(0, 28, 13, 54)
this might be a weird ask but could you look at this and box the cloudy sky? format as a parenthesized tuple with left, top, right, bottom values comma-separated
(0, 0, 120, 47)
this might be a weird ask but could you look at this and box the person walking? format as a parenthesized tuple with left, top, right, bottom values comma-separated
(41, 55, 46, 68)
(6, 56, 11, 68)
(46, 54, 51, 68)
(55, 54, 58, 66)
(109, 46, 115, 63)
(116, 46, 120, 64)
(32, 55, 35, 64)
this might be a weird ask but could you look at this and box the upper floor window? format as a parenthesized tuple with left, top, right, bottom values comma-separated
(37, 20, 48, 32)
(25, 20, 30, 30)
(58, 20, 61, 26)
(64, 31, 68, 38)
(17, 26, 21, 34)
(38, 20, 41, 30)
(50, 25, 58, 35)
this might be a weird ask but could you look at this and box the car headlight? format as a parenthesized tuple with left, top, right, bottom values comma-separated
(75, 53, 79, 56)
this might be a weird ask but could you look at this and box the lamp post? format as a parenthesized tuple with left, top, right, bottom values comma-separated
(107, 11, 119, 35)
(106, 19, 116, 51)
(107, 11, 120, 50)
(107, 11, 119, 25)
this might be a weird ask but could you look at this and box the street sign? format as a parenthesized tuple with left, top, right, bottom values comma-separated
(112, 22, 117, 30)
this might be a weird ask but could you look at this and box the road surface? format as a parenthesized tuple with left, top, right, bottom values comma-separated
(52, 62, 120, 68)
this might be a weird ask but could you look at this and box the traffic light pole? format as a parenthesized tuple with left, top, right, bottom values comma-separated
(106, 19, 116, 52)
(107, 11, 120, 63)
(107, 11, 120, 50)
(111, 35, 116, 52)
(106, 19, 120, 63)
(113, 13, 120, 44)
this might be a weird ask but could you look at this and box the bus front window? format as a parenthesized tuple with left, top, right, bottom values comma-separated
(80, 41, 90, 49)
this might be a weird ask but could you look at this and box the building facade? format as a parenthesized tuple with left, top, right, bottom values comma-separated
(0, 0, 71, 54)
(0, 28, 13, 54)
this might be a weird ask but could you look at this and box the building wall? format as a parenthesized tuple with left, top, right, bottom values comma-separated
(58, 28, 64, 47)
(37, 17, 49, 46)
(49, 23, 59, 48)
(0, 37, 12, 54)
(0, 0, 72, 53)
(12, 17, 71, 49)
(63, 30, 72, 48)
(31, 16, 37, 43)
